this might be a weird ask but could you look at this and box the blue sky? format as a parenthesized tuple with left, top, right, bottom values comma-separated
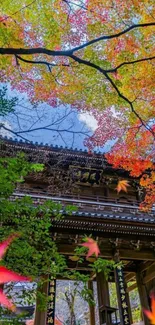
(0, 83, 113, 152)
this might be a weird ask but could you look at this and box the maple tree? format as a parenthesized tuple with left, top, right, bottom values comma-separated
(0, 0, 155, 209)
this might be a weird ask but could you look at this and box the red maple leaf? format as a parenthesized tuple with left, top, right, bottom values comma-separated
(80, 238, 100, 258)
(0, 235, 31, 311)
(0, 234, 18, 259)
(143, 294, 155, 325)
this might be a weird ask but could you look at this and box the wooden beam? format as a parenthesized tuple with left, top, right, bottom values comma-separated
(142, 263, 155, 284)
(125, 272, 136, 282)
(126, 282, 137, 293)
(58, 244, 155, 261)
(143, 271, 155, 284)
(139, 261, 155, 273)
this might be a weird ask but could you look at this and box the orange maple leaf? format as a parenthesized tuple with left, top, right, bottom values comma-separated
(0, 235, 31, 311)
(80, 238, 100, 258)
(55, 318, 63, 325)
(143, 294, 155, 325)
(116, 180, 130, 193)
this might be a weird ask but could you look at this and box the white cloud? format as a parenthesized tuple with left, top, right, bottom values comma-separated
(78, 112, 98, 132)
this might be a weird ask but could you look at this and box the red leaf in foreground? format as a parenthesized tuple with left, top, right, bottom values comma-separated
(0, 234, 31, 311)
(0, 289, 15, 311)
(0, 266, 31, 284)
(0, 234, 18, 260)
(81, 238, 100, 258)
(143, 294, 155, 324)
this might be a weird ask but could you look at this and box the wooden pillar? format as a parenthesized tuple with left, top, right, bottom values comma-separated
(34, 276, 49, 325)
(88, 280, 95, 325)
(97, 271, 110, 307)
(96, 271, 110, 325)
(136, 271, 150, 325)
(114, 251, 131, 325)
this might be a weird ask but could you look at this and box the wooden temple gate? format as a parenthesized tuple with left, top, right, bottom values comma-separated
(0, 137, 155, 325)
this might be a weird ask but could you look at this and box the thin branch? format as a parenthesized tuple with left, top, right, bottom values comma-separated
(0, 0, 37, 23)
(69, 54, 155, 137)
(0, 124, 30, 142)
(106, 56, 155, 72)
(15, 55, 70, 71)
(0, 124, 90, 140)
(104, 72, 155, 137)
(16, 126, 90, 136)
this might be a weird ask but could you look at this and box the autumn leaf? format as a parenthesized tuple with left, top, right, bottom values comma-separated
(116, 180, 130, 193)
(0, 234, 19, 259)
(0, 235, 31, 311)
(0, 266, 31, 284)
(143, 294, 155, 324)
(80, 238, 100, 258)
(55, 318, 63, 325)
(0, 289, 15, 311)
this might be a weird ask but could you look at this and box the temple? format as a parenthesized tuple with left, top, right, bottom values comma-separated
(0, 137, 155, 325)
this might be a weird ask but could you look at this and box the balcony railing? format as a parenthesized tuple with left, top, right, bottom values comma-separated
(11, 191, 155, 221)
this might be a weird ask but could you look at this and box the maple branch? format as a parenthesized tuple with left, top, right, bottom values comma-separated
(104, 72, 155, 137)
(72, 22, 155, 52)
(68, 54, 155, 137)
(0, 23, 155, 57)
(0, 124, 90, 141)
(106, 56, 155, 72)
(1, 24, 155, 138)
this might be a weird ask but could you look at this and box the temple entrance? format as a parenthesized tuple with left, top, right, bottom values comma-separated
(0, 139, 155, 325)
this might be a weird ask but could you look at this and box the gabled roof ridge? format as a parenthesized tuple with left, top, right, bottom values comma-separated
(0, 135, 104, 157)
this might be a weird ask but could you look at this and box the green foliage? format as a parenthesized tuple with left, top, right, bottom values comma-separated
(90, 258, 121, 279)
(0, 153, 44, 198)
(0, 86, 18, 117)
(0, 154, 80, 315)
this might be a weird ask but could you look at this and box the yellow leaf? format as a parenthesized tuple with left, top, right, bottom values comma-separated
(116, 180, 130, 193)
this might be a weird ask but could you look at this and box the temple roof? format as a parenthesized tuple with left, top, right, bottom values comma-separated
(0, 136, 122, 173)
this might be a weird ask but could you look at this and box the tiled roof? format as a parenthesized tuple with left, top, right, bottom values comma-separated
(0, 135, 102, 155)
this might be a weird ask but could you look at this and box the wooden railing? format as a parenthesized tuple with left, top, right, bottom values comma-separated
(11, 191, 155, 219)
